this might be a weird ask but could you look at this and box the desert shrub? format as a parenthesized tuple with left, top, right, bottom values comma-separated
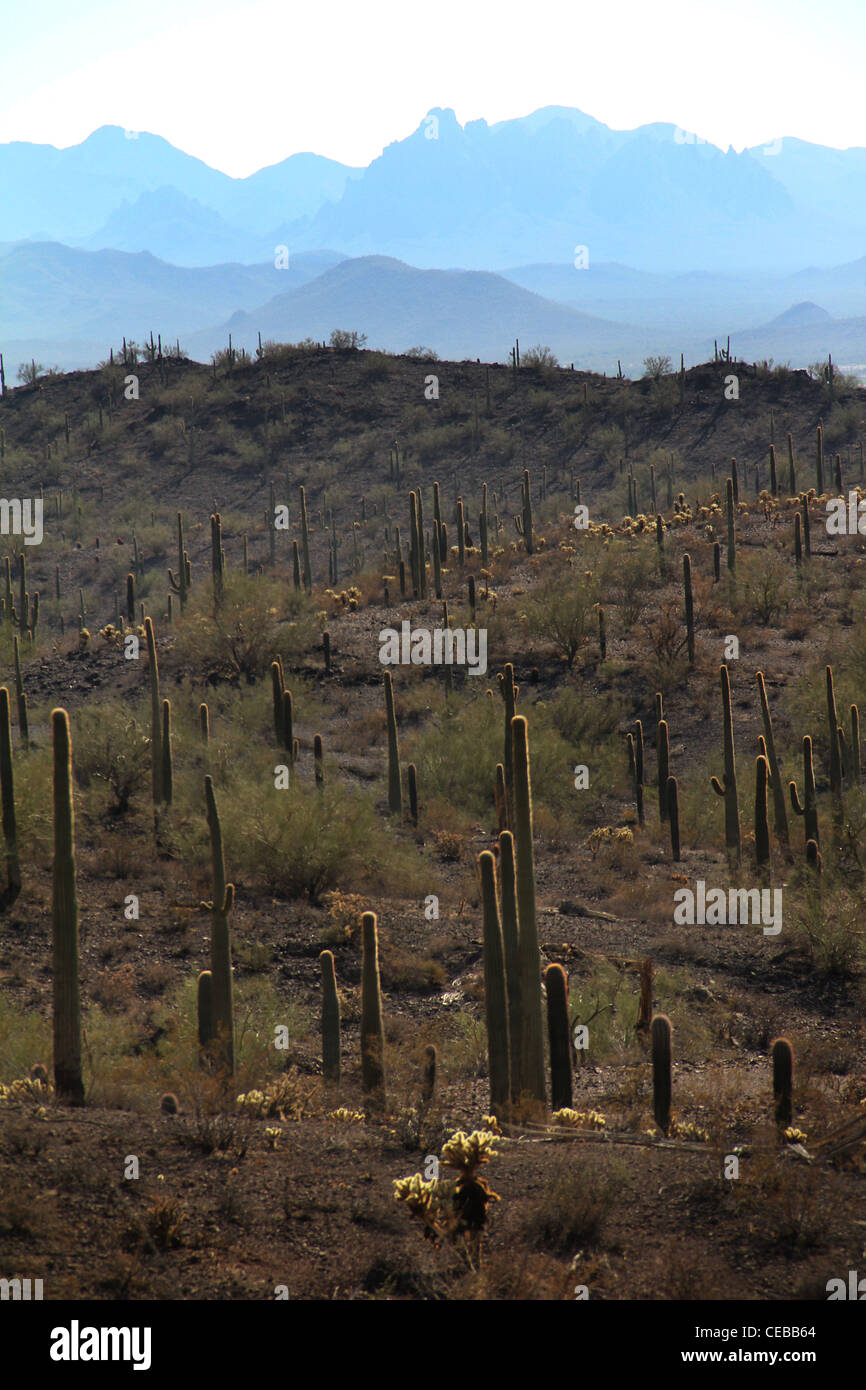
(71, 703, 150, 815)
(643, 355, 672, 380)
(635, 602, 691, 696)
(521, 345, 559, 372)
(607, 544, 657, 625)
(360, 352, 393, 381)
(647, 376, 679, 415)
(786, 880, 865, 977)
(733, 551, 791, 626)
(588, 424, 626, 467)
(822, 401, 862, 448)
(171, 575, 317, 680)
(329, 329, 367, 350)
(222, 778, 419, 903)
(524, 570, 600, 669)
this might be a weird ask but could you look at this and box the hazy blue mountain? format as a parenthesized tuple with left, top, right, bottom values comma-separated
(6, 108, 866, 271)
(0, 125, 359, 249)
(0, 240, 345, 341)
(184, 254, 658, 370)
(722, 305, 866, 370)
(75, 187, 261, 266)
(280, 107, 800, 271)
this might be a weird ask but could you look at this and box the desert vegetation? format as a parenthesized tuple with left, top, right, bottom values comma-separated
(0, 339, 864, 1300)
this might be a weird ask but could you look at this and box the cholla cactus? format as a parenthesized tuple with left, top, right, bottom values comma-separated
(395, 1128, 501, 1262)
(441, 1127, 499, 1175)
(551, 1108, 607, 1129)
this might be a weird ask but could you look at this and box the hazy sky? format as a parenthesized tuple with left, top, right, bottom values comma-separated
(2, 0, 866, 175)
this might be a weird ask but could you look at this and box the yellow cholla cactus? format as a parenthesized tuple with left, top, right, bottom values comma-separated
(0, 1075, 55, 1104)
(784, 1127, 808, 1144)
(440, 1128, 498, 1175)
(328, 1107, 366, 1123)
(552, 1108, 607, 1130)
(586, 825, 633, 857)
(669, 1118, 710, 1142)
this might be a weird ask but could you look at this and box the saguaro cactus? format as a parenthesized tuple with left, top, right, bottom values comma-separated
(789, 735, 820, 849)
(299, 486, 312, 593)
(755, 755, 770, 866)
(478, 850, 511, 1119)
(771, 1037, 794, 1127)
(383, 671, 402, 818)
(407, 762, 419, 826)
(498, 663, 519, 824)
(682, 553, 695, 664)
(521, 469, 534, 554)
(651, 1014, 672, 1136)
(145, 618, 163, 806)
(667, 776, 680, 860)
(657, 718, 670, 822)
(726, 477, 736, 572)
(498, 829, 522, 1107)
(756, 672, 789, 847)
(545, 963, 573, 1112)
(511, 715, 546, 1111)
(360, 911, 386, 1109)
(52, 710, 84, 1105)
(161, 699, 173, 806)
(0, 688, 21, 904)
(320, 950, 341, 1084)
(210, 513, 225, 603)
(710, 664, 741, 865)
(168, 512, 190, 611)
(627, 732, 644, 826)
(204, 776, 234, 1074)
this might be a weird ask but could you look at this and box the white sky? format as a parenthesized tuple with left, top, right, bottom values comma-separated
(2, 0, 866, 174)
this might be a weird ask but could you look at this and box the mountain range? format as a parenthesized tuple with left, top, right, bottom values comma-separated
(4, 106, 866, 373)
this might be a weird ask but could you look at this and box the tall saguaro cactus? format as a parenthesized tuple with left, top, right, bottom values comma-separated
(145, 618, 163, 806)
(320, 950, 341, 1084)
(771, 1037, 794, 1127)
(682, 553, 695, 664)
(545, 963, 573, 1112)
(511, 715, 546, 1112)
(756, 671, 789, 847)
(755, 755, 770, 866)
(790, 735, 820, 849)
(360, 911, 386, 1109)
(210, 513, 225, 603)
(383, 671, 402, 818)
(478, 850, 511, 1119)
(651, 1014, 672, 1136)
(0, 688, 21, 905)
(498, 663, 519, 824)
(521, 469, 534, 555)
(725, 477, 736, 573)
(710, 664, 741, 865)
(52, 710, 84, 1105)
(497, 829, 522, 1107)
(168, 512, 190, 611)
(299, 486, 312, 594)
(204, 775, 234, 1074)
